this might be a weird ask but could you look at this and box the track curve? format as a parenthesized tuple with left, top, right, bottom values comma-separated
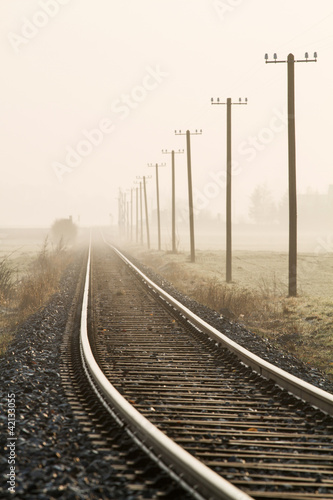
(79, 235, 333, 499)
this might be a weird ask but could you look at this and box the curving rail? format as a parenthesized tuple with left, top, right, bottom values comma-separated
(109, 243, 333, 417)
(80, 238, 333, 499)
(80, 243, 254, 500)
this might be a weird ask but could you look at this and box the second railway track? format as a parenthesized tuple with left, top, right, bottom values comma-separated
(78, 234, 333, 499)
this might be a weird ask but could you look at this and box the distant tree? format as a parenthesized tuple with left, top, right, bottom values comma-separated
(277, 188, 332, 229)
(298, 188, 329, 229)
(249, 184, 276, 224)
(277, 192, 288, 226)
(51, 217, 78, 247)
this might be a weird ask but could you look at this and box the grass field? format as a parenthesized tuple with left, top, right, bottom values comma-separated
(0, 228, 49, 277)
(1, 227, 332, 382)
(127, 245, 333, 381)
(0, 228, 72, 354)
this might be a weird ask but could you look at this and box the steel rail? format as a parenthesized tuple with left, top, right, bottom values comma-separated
(107, 241, 333, 416)
(80, 243, 254, 500)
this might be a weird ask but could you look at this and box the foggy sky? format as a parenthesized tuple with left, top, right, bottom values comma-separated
(1, 0, 332, 229)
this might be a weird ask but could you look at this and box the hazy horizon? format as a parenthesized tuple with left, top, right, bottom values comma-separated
(1, 1, 332, 253)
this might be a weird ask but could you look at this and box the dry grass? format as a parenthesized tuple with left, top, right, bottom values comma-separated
(0, 238, 72, 355)
(129, 246, 333, 381)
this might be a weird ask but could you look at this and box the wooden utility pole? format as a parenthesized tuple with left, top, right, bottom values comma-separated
(135, 186, 138, 243)
(162, 149, 184, 253)
(143, 176, 150, 249)
(211, 97, 248, 282)
(265, 51, 317, 296)
(175, 130, 202, 263)
(139, 182, 143, 245)
(171, 152, 176, 253)
(288, 54, 297, 297)
(148, 163, 166, 251)
(226, 99, 232, 283)
(136, 175, 151, 250)
(130, 188, 133, 241)
(135, 179, 144, 245)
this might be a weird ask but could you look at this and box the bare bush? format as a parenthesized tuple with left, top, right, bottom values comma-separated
(0, 257, 14, 302)
(51, 218, 77, 247)
(192, 279, 260, 318)
(17, 238, 70, 317)
(0, 237, 73, 355)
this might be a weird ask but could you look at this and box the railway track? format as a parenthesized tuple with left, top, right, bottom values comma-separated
(67, 235, 333, 499)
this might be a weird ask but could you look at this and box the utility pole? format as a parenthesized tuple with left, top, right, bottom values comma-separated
(139, 181, 143, 245)
(137, 175, 151, 249)
(126, 188, 133, 241)
(118, 189, 127, 240)
(175, 130, 202, 263)
(211, 97, 247, 283)
(135, 180, 144, 245)
(126, 200, 129, 240)
(135, 186, 139, 244)
(162, 149, 184, 253)
(265, 52, 317, 297)
(148, 162, 166, 251)
(143, 176, 150, 250)
(130, 188, 133, 242)
(117, 189, 123, 238)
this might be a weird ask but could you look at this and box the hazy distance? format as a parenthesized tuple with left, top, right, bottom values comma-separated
(1, 0, 332, 253)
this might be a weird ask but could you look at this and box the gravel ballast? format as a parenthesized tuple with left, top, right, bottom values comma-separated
(1, 246, 332, 499)
(122, 248, 333, 394)
(0, 255, 140, 500)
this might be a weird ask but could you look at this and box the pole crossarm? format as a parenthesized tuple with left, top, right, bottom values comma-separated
(147, 163, 167, 168)
(211, 97, 248, 106)
(265, 52, 317, 64)
(162, 149, 184, 155)
(136, 175, 152, 181)
(175, 130, 202, 136)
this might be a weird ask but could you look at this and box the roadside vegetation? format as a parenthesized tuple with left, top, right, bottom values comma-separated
(133, 248, 333, 381)
(0, 236, 73, 355)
